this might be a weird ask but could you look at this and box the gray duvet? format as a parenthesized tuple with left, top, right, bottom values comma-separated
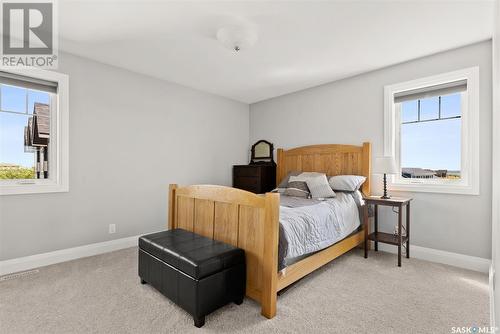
(278, 192, 363, 270)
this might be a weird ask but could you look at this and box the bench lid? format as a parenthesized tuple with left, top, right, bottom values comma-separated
(139, 229, 244, 279)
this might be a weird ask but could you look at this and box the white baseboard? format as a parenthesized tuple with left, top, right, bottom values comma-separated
(490, 265, 495, 329)
(377, 243, 491, 273)
(1, 235, 492, 276)
(0, 235, 142, 276)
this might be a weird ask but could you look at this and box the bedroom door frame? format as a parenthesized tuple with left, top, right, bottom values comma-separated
(491, 0, 500, 329)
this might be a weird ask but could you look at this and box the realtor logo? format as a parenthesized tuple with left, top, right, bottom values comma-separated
(1, 1, 58, 68)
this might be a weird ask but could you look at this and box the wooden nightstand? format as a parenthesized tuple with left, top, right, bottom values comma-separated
(363, 196, 413, 267)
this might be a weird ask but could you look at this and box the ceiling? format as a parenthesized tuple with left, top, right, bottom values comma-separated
(59, 0, 494, 104)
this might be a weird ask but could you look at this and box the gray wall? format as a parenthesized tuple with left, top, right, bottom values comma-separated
(250, 41, 492, 259)
(0, 42, 492, 262)
(0, 52, 249, 261)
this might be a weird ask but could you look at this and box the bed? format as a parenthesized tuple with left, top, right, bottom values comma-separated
(278, 191, 364, 270)
(167, 142, 371, 319)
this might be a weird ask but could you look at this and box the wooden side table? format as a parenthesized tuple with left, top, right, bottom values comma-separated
(363, 196, 413, 267)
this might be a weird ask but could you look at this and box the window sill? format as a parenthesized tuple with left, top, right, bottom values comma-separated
(0, 183, 69, 195)
(389, 182, 479, 195)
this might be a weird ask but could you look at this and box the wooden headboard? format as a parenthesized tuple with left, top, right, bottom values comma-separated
(276, 142, 371, 195)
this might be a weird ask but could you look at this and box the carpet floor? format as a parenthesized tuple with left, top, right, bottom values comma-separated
(0, 247, 489, 334)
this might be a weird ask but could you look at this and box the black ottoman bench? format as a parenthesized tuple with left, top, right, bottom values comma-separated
(138, 229, 246, 328)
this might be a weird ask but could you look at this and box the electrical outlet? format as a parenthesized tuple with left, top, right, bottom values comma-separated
(109, 224, 116, 234)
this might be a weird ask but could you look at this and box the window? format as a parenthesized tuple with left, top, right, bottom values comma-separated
(0, 69, 68, 195)
(384, 67, 479, 195)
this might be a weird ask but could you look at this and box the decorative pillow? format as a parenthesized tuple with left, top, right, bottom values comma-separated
(290, 172, 325, 182)
(288, 175, 306, 183)
(306, 174, 336, 199)
(283, 181, 310, 198)
(277, 171, 301, 188)
(328, 175, 366, 192)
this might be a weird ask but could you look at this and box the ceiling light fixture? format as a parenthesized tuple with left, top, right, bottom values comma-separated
(216, 24, 258, 52)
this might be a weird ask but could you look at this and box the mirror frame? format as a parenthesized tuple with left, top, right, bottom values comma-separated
(250, 139, 274, 164)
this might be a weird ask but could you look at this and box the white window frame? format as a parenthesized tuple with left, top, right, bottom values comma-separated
(0, 68, 69, 195)
(383, 67, 479, 195)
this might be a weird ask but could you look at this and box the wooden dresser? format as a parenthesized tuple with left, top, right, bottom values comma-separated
(233, 164, 276, 194)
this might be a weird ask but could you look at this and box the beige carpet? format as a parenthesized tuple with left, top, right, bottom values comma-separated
(0, 247, 489, 334)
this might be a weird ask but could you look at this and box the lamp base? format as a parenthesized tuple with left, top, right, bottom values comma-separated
(381, 173, 391, 199)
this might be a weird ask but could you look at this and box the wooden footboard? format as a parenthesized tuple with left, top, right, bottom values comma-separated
(168, 184, 280, 318)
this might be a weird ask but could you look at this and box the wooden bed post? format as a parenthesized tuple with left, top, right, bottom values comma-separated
(261, 192, 280, 319)
(276, 148, 284, 187)
(168, 184, 178, 230)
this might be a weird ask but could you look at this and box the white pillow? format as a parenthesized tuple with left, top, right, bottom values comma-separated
(328, 175, 366, 192)
(306, 174, 336, 199)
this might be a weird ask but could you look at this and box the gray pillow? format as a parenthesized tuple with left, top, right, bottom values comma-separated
(283, 181, 310, 198)
(306, 174, 336, 199)
(290, 172, 325, 182)
(277, 171, 301, 188)
(328, 175, 366, 192)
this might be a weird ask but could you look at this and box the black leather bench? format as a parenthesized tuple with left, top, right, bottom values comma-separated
(138, 229, 246, 328)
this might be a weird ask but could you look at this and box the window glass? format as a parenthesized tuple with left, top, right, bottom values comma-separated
(401, 100, 418, 123)
(400, 95, 462, 180)
(0, 86, 51, 180)
(1, 85, 26, 113)
(441, 93, 461, 118)
(28, 90, 50, 114)
(0, 112, 36, 179)
(419, 96, 439, 121)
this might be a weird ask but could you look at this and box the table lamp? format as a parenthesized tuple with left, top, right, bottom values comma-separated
(373, 156, 398, 199)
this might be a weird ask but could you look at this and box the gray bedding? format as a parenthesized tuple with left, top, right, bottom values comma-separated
(278, 192, 364, 270)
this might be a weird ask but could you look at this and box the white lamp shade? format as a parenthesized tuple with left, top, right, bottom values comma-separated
(373, 156, 398, 175)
